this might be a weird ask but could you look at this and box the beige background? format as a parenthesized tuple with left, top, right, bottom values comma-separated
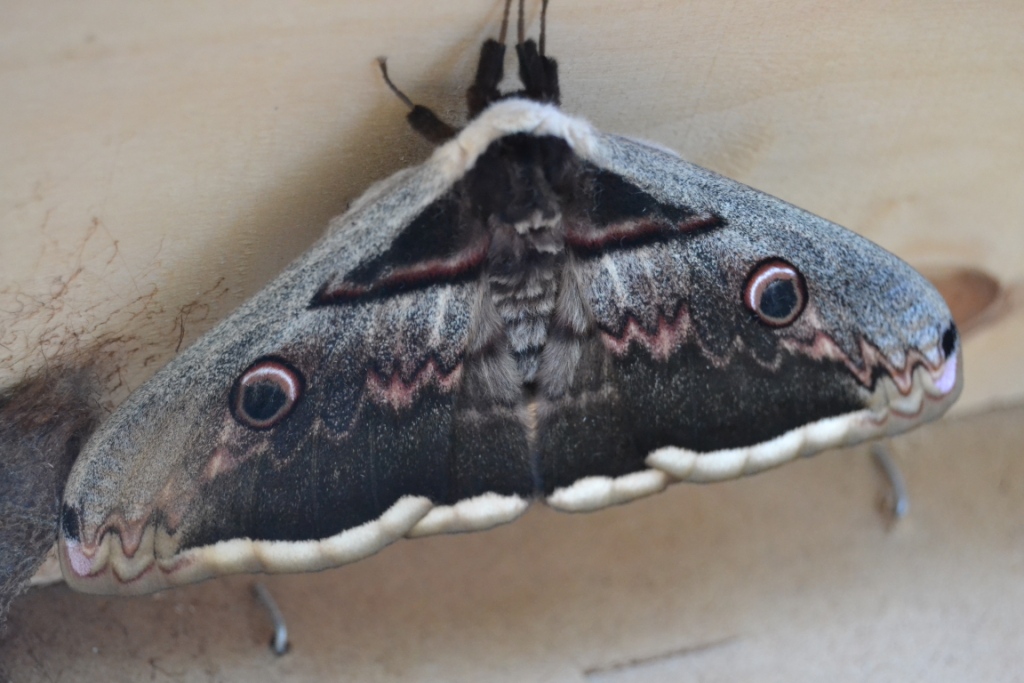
(1, 0, 1021, 409)
(1, 0, 1022, 680)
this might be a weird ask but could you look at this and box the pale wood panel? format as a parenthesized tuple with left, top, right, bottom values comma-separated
(2, 3, 1023, 679)
(1, 0, 1021, 411)
(2, 1, 1024, 671)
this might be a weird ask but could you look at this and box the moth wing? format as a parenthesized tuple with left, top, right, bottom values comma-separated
(539, 133, 958, 510)
(60, 155, 531, 593)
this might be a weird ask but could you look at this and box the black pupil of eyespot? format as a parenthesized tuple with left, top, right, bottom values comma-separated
(942, 324, 958, 357)
(760, 279, 798, 320)
(61, 503, 81, 540)
(242, 380, 288, 422)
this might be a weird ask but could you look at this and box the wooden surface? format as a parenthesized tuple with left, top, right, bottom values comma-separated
(1, 0, 1022, 411)
(1, 1, 1023, 680)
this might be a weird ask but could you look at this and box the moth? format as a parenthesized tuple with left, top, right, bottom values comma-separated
(60, 0, 962, 594)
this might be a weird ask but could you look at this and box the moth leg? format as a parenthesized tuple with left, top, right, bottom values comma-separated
(467, 0, 513, 117)
(377, 58, 459, 145)
(253, 583, 290, 656)
(538, 0, 549, 57)
(871, 442, 910, 525)
(515, 0, 559, 105)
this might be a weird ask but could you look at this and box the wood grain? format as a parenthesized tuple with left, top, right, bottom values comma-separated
(1, 3, 1022, 679)
(1, 0, 1021, 413)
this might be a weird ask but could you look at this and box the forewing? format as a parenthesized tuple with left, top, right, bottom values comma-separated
(538, 134, 959, 508)
(60, 160, 530, 593)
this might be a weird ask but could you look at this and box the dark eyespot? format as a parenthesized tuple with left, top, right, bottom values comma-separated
(230, 357, 304, 430)
(941, 323, 958, 358)
(744, 259, 807, 327)
(61, 503, 81, 541)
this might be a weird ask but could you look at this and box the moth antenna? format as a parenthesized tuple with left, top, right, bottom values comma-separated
(539, 0, 549, 56)
(498, 0, 513, 44)
(517, 0, 526, 45)
(377, 57, 460, 144)
(377, 57, 415, 110)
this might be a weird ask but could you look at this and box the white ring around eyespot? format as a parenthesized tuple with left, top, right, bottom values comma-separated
(745, 264, 792, 312)
(232, 358, 305, 429)
(240, 363, 301, 403)
(744, 259, 806, 327)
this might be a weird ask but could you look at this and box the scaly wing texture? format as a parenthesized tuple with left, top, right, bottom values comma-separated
(60, 101, 961, 594)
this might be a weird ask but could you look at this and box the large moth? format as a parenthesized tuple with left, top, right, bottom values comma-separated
(60, 1, 961, 594)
